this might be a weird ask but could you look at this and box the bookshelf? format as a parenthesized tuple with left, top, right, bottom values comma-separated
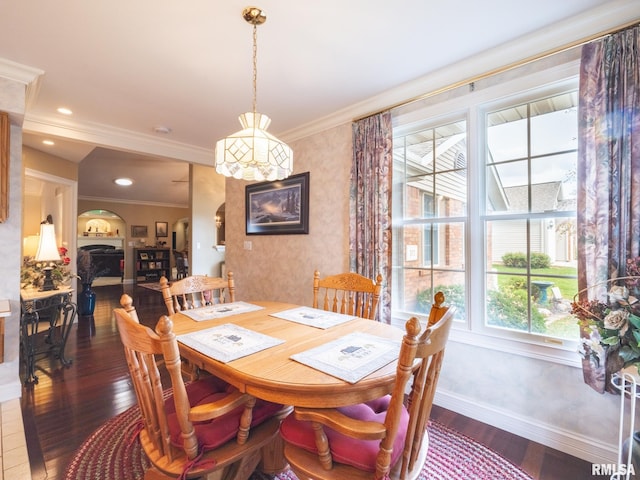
(134, 247, 170, 283)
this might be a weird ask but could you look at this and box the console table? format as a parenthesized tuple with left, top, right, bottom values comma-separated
(20, 287, 76, 385)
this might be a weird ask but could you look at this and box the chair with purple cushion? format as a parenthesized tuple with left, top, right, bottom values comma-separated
(280, 292, 455, 480)
(313, 270, 383, 320)
(114, 294, 290, 480)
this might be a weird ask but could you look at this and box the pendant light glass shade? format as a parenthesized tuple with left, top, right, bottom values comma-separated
(215, 7, 293, 181)
(215, 112, 293, 181)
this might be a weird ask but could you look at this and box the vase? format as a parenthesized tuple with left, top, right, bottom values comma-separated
(78, 283, 96, 316)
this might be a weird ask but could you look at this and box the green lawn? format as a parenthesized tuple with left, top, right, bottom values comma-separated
(491, 263, 579, 341)
(492, 264, 578, 299)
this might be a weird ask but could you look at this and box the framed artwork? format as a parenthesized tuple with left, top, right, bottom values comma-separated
(245, 172, 309, 235)
(155, 221, 168, 237)
(131, 225, 148, 237)
(0, 112, 8, 223)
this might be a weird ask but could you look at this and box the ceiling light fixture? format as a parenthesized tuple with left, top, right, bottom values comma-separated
(114, 178, 133, 186)
(215, 6, 293, 181)
(153, 126, 172, 134)
(57, 107, 72, 115)
(42, 140, 55, 146)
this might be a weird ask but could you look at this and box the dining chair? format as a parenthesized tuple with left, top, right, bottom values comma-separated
(160, 273, 235, 315)
(280, 293, 456, 480)
(160, 273, 236, 380)
(313, 270, 382, 320)
(173, 250, 189, 279)
(114, 294, 289, 480)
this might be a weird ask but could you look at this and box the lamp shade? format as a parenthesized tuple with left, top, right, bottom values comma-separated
(35, 224, 61, 262)
(215, 112, 293, 181)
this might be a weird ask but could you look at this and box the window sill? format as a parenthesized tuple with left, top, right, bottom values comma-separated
(391, 313, 581, 368)
(447, 328, 581, 368)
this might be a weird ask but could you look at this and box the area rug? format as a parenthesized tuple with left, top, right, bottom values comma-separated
(63, 402, 533, 480)
(137, 282, 164, 292)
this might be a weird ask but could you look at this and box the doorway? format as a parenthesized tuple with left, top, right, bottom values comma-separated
(78, 209, 126, 286)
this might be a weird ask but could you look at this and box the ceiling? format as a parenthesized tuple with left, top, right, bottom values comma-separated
(0, 0, 633, 207)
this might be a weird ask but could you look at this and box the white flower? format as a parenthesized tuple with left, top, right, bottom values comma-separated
(609, 285, 630, 303)
(604, 309, 630, 336)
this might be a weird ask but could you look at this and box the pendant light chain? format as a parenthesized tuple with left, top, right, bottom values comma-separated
(252, 22, 258, 115)
(214, 6, 293, 181)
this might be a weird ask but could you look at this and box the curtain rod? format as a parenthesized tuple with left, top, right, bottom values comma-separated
(355, 19, 639, 122)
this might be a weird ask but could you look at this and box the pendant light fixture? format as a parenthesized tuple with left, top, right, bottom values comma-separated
(215, 6, 293, 181)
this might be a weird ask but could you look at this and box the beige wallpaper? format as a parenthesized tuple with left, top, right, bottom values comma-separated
(224, 123, 352, 306)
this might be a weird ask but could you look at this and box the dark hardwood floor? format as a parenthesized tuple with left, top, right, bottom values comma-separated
(20, 283, 601, 480)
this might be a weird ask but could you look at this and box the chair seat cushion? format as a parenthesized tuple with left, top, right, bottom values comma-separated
(280, 395, 409, 472)
(165, 376, 283, 451)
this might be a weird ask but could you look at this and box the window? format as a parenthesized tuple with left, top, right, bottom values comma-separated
(392, 120, 467, 321)
(392, 52, 580, 361)
(484, 95, 578, 341)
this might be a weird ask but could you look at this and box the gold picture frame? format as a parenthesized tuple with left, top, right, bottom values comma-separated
(155, 221, 168, 237)
(131, 225, 148, 237)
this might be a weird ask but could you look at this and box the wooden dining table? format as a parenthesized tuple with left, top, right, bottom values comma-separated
(169, 301, 406, 408)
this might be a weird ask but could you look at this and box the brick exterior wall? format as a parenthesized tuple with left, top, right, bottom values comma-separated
(400, 185, 467, 312)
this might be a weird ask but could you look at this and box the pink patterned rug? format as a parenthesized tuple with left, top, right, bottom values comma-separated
(63, 400, 533, 480)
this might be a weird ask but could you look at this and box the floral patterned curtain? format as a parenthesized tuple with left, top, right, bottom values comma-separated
(577, 24, 640, 393)
(350, 111, 393, 323)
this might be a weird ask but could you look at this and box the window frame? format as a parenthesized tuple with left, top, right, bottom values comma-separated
(391, 54, 582, 367)
(422, 192, 438, 265)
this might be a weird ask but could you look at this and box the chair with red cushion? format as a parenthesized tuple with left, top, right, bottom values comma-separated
(280, 292, 455, 480)
(159, 274, 236, 381)
(160, 273, 235, 315)
(114, 294, 290, 480)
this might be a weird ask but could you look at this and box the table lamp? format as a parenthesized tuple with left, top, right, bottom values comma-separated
(35, 223, 61, 291)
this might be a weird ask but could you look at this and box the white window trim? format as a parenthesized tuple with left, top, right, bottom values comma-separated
(392, 53, 582, 366)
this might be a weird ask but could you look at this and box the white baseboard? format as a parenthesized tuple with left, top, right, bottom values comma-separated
(0, 378, 22, 403)
(434, 390, 617, 465)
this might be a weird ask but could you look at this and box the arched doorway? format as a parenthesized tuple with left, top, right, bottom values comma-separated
(78, 209, 126, 285)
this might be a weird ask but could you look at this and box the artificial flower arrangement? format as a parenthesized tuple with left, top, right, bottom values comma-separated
(573, 280, 640, 371)
(20, 246, 72, 289)
(572, 257, 640, 380)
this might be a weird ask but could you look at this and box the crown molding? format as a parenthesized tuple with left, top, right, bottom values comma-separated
(0, 57, 44, 118)
(14, 0, 640, 154)
(280, 0, 640, 142)
(23, 114, 215, 166)
(77, 194, 188, 209)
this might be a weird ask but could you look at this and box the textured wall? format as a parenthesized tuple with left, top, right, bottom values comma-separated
(437, 341, 620, 462)
(224, 123, 352, 306)
(0, 78, 26, 401)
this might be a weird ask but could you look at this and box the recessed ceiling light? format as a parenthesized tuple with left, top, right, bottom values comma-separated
(114, 178, 133, 186)
(42, 140, 55, 146)
(153, 126, 172, 134)
(57, 107, 73, 115)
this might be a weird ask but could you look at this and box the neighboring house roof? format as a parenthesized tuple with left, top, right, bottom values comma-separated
(503, 181, 575, 212)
